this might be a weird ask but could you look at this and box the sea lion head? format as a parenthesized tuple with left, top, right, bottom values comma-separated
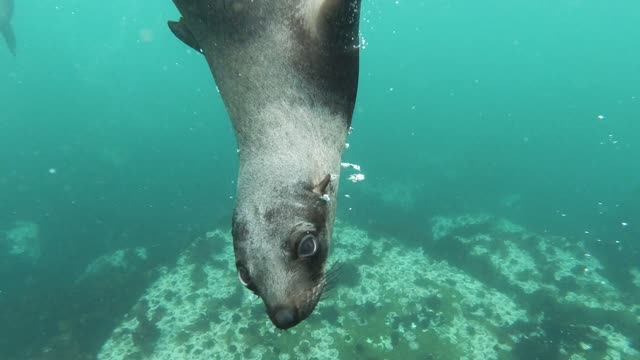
(231, 174, 334, 329)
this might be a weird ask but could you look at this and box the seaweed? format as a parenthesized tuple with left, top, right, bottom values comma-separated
(319, 305, 339, 323)
(184, 233, 226, 267)
(221, 286, 244, 308)
(131, 313, 160, 355)
(336, 262, 361, 288)
(185, 315, 211, 333)
(190, 264, 208, 289)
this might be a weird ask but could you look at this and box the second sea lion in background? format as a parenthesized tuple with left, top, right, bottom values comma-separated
(0, 0, 15, 56)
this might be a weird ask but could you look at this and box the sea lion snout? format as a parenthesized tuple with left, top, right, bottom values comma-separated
(238, 254, 325, 330)
(268, 305, 300, 330)
(265, 280, 323, 330)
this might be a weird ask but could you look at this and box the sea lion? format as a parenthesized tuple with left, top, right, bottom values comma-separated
(0, 0, 15, 56)
(168, 0, 361, 329)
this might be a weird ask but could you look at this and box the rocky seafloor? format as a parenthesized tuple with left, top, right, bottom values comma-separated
(96, 215, 640, 360)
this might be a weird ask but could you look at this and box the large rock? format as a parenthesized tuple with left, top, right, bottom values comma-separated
(76, 247, 149, 284)
(97, 217, 640, 360)
(2, 221, 41, 263)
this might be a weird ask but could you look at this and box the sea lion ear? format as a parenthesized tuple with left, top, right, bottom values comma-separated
(313, 174, 332, 195)
(315, 0, 361, 46)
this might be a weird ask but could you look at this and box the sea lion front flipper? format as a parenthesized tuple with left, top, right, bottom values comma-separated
(1, 24, 16, 56)
(168, 17, 202, 53)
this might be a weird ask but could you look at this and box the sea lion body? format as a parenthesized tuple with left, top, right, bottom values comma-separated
(169, 0, 361, 329)
(0, 0, 15, 56)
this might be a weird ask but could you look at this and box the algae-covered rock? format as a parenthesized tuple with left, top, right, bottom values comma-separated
(3, 221, 41, 263)
(98, 218, 640, 360)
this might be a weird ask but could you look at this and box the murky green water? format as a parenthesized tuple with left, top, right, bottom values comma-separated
(1, 1, 639, 359)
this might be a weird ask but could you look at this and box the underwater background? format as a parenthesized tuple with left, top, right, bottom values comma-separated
(1, 0, 639, 359)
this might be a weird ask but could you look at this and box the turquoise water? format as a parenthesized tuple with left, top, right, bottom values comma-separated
(1, 0, 639, 359)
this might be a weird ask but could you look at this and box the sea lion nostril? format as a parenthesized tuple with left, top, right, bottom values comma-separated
(271, 306, 299, 330)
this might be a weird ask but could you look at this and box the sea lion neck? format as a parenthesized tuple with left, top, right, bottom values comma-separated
(235, 102, 348, 157)
(233, 102, 348, 205)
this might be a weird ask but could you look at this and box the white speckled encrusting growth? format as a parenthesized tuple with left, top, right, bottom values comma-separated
(99, 217, 640, 359)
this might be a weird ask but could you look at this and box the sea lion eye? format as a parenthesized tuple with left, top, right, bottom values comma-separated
(237, 265, 251, 286)
(297, 234, 318, 258)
